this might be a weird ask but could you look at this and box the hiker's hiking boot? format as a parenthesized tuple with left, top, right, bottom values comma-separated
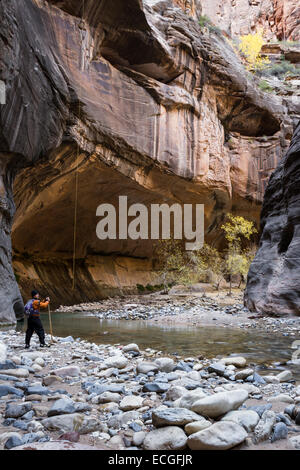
(40, 343, 50, 348)
(25, 344, 30, 349)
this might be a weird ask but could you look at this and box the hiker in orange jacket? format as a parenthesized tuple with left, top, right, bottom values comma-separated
(25, 290, 50, 349)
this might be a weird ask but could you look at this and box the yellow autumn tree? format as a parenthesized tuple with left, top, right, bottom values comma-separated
(238, 30, 270, 71)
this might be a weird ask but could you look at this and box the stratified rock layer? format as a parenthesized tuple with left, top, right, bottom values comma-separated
(0, 0, 297, 320)
(245, 122, 300, 315)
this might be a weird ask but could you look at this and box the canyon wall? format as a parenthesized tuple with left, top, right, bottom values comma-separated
(200, 0, 300, 41)
(0, 0, 296, 321)
(245, 121, 300, 315)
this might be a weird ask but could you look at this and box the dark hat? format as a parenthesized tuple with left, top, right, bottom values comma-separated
(31, 290, 39, 298)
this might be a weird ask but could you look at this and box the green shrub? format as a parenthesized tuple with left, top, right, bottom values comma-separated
(263, 60, 298, 78)
(258, 79, 274, 93)
(198, 15, 211, 28)
(136, 284, 145, 292)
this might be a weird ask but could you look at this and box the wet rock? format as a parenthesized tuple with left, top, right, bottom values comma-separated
(152, 407, 201, 427)
(143, 426, 187, 450)
(271, 422, 288, 442)
(191, 389, 249, 418)
(187, 421, 248, 450)
(221, 410, 260, 432)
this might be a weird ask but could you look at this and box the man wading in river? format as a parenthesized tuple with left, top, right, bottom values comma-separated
(24, 290, 50, 349)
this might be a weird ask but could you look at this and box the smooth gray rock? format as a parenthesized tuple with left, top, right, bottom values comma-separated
(143, 426, 187, 450)
(47, 398, 76, 417)
(187, 421, 248, 450)
(5, 402, 32, 419)
(152, 407, 202, 427)
(191, 389, 249, 418)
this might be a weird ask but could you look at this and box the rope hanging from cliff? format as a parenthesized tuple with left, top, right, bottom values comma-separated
(72, 0, 85, 291)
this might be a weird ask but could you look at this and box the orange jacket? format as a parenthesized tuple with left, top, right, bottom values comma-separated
(32, 300, 49, 313)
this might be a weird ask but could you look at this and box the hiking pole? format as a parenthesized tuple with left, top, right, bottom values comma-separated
(48, 304, 54, 344)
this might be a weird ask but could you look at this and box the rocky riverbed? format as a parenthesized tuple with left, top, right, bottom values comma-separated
(56, 290, 300, 338)
(0, 329, 300, 451)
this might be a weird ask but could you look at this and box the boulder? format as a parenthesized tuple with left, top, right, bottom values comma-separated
(173, 389, 207, 409)
(5, 402, 32, 419)
(221, 410, 260, 432)
(152, 407, 201, 427)
(143, 426, 187, 450)
(191, 389, 249, 418)
(41, 414, 100, 434)
(187, 421, 247, 450)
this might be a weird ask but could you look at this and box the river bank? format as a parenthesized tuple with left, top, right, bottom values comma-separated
(0, 329, 300, 451)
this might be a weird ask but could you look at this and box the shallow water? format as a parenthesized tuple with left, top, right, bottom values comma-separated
(12, 311, 300, 380)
